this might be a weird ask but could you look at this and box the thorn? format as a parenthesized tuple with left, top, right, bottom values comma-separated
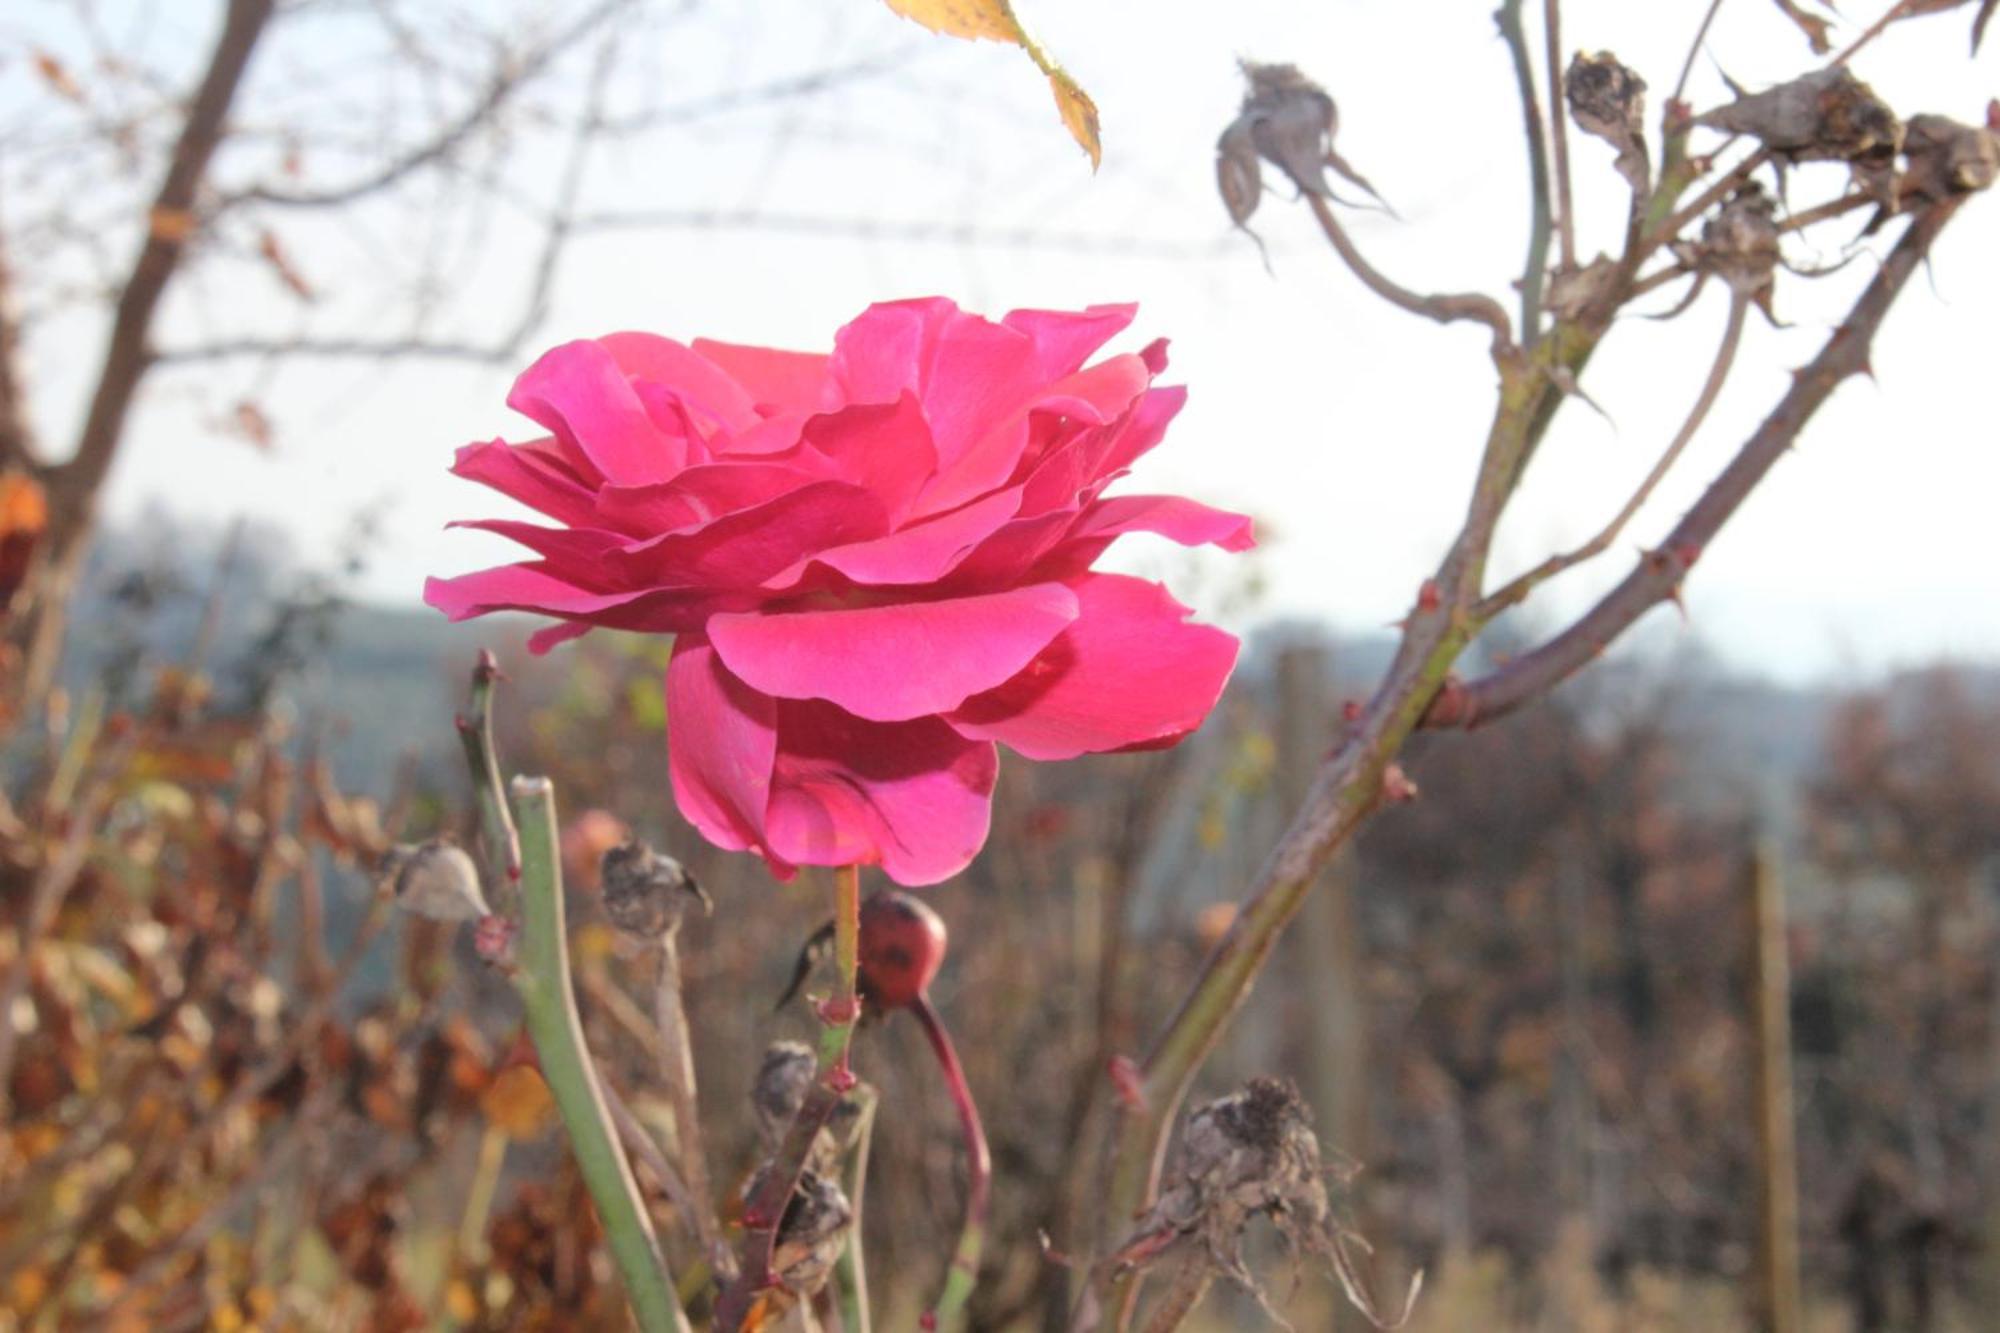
(1341, 699, 1363, 724)
(1381, 763, 1420, 804)
(1108, 1055, 1148, 1114)
(1664, 98, 1694, 133)
(920, 1314, 938, 1332)
(474, 914, 517, 967)
(453, 713, 471, 733)
(825, 1063, 858, 1094)
(1670, 541, 1704, 569)
(1667, 584, 1689, 620)
(815, 995, 860, 1028)
(1416, 578, 1441, 614)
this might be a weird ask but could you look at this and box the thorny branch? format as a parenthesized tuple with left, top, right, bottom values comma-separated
(1438, 200, 1961, 729)
(1474, 291, 1749, 620)
(1091, 26, 1990, 1325)
(1497, 0, 1555, 342)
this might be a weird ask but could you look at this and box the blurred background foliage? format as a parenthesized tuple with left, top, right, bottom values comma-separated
(2, 521, 1997, 1330)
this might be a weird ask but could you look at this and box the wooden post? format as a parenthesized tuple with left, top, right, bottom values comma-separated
(1750, 839, 1803, 1333)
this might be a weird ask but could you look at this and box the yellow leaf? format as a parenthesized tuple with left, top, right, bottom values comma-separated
(1047, 69, 1101, 170)
(881, 0, 1101, 167)
(480, 1063, 555, 1141)
(148, 207, 196, 243)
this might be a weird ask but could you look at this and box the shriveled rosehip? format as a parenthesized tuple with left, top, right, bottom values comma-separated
(857, 891, 947, 1012)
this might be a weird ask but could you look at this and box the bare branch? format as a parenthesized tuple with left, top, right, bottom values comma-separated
(1831, 0, 1916, 65)
(1305, 195, 1514, 355)
(1545, 0, 1576, 272)
(46, 0, 277, 537)
(1433, 201, 1961, 730)
(594, 47, 924, 133)
(1649, 148, 1772, 253)
(222, 0, 635, 211)
(1496, 0, 1554, 343)
(1475, 290, 1749, 619)
(0, 233, 31, 470)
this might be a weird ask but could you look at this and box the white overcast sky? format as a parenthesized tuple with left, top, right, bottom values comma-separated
(20, 1, 2000, 684)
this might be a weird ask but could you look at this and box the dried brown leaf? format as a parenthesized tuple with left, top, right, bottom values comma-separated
(257, 230, 315, 302)
(1771, 0, 1837, 54)
(31, 51, 83, 103)
(1566, 52, 1650, 192)
(881, 0, 1101, 166)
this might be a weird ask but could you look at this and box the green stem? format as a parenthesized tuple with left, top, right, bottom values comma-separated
(510, 775, 688, 1333)
(835, 1084, 879, 1333)
(715, 864, 865, 1330)
(915, 995, 991, 1332)
(1496, 0, 1553, 345)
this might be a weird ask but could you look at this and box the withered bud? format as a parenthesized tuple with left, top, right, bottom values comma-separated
(1900, 113, 2000, 206)
(753, 1041, 818, 1148)
(1122, 1076, 1332, 1285)
(380, 839, 489, 922)
(598, 839, 708, 940)
(1217, 61, 1388, 232)
(771, 1169, 853, 1296)
(1216, 117, 1263, 228)
(1566, 52, 1650, 191)
(1698, 67, 1901, 203)
(1696, 183, 1781, 296)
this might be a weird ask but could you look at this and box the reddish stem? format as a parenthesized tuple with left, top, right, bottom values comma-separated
(912, 993, 991, 1326)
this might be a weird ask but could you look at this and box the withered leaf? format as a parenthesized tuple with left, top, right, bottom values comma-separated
(1771, 0, 1836, 54)
(32, 50, 84, 103)
(881, 0, 1101, 167)
(257, 230, 314, 302)
(1216, 119, 1262, 228)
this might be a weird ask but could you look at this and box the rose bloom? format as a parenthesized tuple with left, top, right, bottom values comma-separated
(428, 299, 1251, 885)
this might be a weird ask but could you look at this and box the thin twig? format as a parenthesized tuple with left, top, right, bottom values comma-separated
(1831, 1, 1913, 65)
(1497, 0, 1554, 344)
(1442, 201, 1960, 728)
(1650, 148, 1772, 252)
(1779, 192, 1875, 234)
(222, 0, 634, 209)
(1673, 0, 1730, 105)
(1305, 195, 1514, 355)
(654, 930, 731, 1278)
(1136, 1250, 1215, 1333)
(1476, 291, 1749, 619)
(599, 1071, 706, 1247)
(1545, 0, 1576, 273)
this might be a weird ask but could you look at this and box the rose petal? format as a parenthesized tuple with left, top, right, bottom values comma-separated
(1002, 303, 1137, 379)
(423, 565, 741, 633)
(600, 332, 760, 432)
(806, 488, 1022, 587)
(594, 461, 824, 535)
(765, 700, 997, 886)
(1062, 495, 1256, 552)
(691, 338, 832, 415)
(451, 439, 603, 528)
(706, 583, 1078, 722)
(617, 480, 888, 589)
(508, 340, 683, 486)
(802, 395, 936, 520)
(946, 573, 1239, 760)
(666, 634, 787, 871)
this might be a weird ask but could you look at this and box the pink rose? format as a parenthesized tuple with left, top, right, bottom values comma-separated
(426, 298, 1251, 885)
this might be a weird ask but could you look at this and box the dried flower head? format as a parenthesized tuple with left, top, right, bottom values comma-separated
(1566, 52, 1649, 191)
(597, 839, 708, 940)
(770, 1169, 853, 1296)
(379, 839, 489, 922)
(1899, 113, 2000, 207)
(1698, 67, 1902, 202)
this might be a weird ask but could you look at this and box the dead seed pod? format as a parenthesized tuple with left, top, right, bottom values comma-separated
(1899, 113, 2000, 206)
(1697, 67, 1902, 203)
(597, 838, 709, 941)
(379, 839, 489, 922)
(1216, 61, 1389, 235)
(770, 1169, 853, 1296)
(1114, 1077, 1419, 1328)
(1694, 184, 1782, 296)
(750, 1040, 864, 1175)
(1566, 52, 1649, 191)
